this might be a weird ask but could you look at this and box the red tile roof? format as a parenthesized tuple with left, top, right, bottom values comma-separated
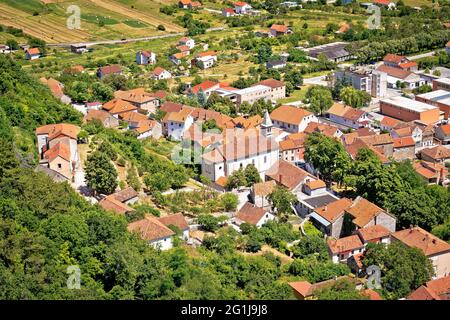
(421, 146, 450, 161)
(26, 47, 40, 55)
(270, 24, 289, 33)
(408, 276, 450, 300)
(128, 216, 175, 241)
(266, 160, 313, 191)
(383, 53, 405, 64)
(315, 198, 353, 223)
(153, 66, 168, 76)
(393, 136, 415, 148)
(158, 213, 189, 231)
(357, 225, 391, 242)
(270, 105, 312, 126)
(236, 202, 267, 225)
(376, 65, 413, 80)
(392, 226, 450, 256)
(44, 142, 71, 162)
(328, 235, 364, 254)
(102, 99, 138, 114)
(191, 80, 219, 94)
(98, 64, 122, 75)
(257, 78, 285, 88)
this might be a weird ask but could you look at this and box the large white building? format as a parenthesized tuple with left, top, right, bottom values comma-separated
(201, 113, 279, 184)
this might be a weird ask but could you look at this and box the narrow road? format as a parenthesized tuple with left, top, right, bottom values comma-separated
(407, 51, 435, 60)
(47, 27, 227, 48)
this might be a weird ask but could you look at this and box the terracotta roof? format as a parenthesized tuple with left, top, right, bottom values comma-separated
(26, 48, 40, 55)
(100, 196, 133, 215)
(383, 53, 405, 64)
(289, 281, 313, 298)
(179, 36, 192, 43)
(197, 51, 217, 58)
(36, 123, 80, 140)
(373, 0, 393, 5)
(358, 133, 393, 146)
(328, 235, 364, 254)
(158, 213, 189, 231)
(304, 122, 340, 138)
(346, 197, 387, 228)
(408, 276, 450, 300)
(421, 146, 450, 161)
(128, 216, 175, 241)
(135, 119, 157, 134)
(151, 90, 168, 100)
(44, 142, 71, 162)
(381, 115, 403, 128)
(160, 101, 184, 113)
(266, 160, 313, 191)
(235, 1, 249, 6)
(153, 66, 169, 76)
(376, 65, 414, 80)
(179, 0, 191, 5)
(114, 88, 156, 104)
(362, 289, 383, 300)
(172, 52, 188, 60)
(202, 131, 278, 163)
(345, 138, 389, 163)
(279, 138, 304, 151)
(392, 226, 450, 256)
(216, 176, 228, 187)
(98, 64, 122, 75)
(84, 110, 114, 123)
(112, 187, 138, 203)
(190, 1, 202, 7)
(163, 107, 193, 123)
(393, 136, 415, 148)
(226, 115, 263, 129)
(357, 225, 391, 242)
(437, 124, 450, 135)
(141, 50, 154, 58)
(270, 105, 312, 126)
(257, 78, 285, 89)
(305, 179, 326, 190)
(191, 80, 219, 94)
(40, 77, 64, 98)
(236, 202, 267, 225)
(177, 45, 190, 52)
(398, 61, 417, 69)
(327, 103, 365, 121)
(315, 198, 353, 223)
(253, 180, 276, 197)
(270, 24, 289, 33)
(102, 99, 138, 114)
(119, 111, 148, 123)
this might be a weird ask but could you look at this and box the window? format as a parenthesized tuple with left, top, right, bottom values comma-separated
(264, 156, 267, 163)
(57, 164, 62, 169)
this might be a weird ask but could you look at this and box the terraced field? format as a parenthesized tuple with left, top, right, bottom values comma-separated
(0, 0, 184, 43)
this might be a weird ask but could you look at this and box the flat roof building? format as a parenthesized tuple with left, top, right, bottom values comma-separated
(416, 89, 450, 119)
(380, 96, 441, 125)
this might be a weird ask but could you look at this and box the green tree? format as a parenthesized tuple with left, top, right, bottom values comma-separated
(267, 186, 297, 217)
(85, 151, 118, 195)
(339, 86, 371, 108)
(220, 193, 238, 211)
(244, 164, 261, 187)
(304, 132, 351, 185)
(306, 86, 333, 115)
(226, 168, 247, 190)
(315, 279, 368, 300)
(362, 242, 434, 300)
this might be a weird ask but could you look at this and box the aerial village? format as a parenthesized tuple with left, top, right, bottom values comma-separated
(1, 0, 449, 300)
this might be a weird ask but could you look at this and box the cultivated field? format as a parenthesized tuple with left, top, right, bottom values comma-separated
(0, 0, 184, 43)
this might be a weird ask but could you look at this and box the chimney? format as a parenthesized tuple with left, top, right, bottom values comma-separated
(324, 205, 328, 211)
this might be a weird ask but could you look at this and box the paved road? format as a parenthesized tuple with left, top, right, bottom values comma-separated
(407, 51, 435, 60)
(303, 75, 328, 86)
(47, 27, 227, 47)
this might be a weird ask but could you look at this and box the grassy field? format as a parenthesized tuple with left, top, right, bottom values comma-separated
(0, 0, 184, 43)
